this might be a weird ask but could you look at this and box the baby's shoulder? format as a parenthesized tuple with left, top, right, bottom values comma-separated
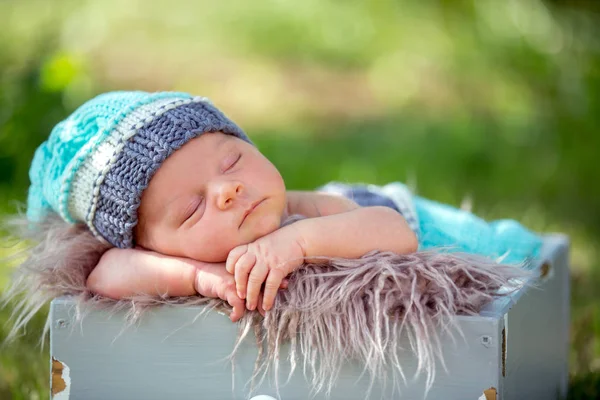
(286, 190, 359, 218)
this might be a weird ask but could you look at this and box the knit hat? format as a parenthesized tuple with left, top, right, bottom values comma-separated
(27, 91, 252, 248)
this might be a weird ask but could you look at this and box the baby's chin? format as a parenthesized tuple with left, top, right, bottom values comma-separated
(246, 214, 282, 240)
(180, 216, 284, 263)
(185, 247, 230, 263)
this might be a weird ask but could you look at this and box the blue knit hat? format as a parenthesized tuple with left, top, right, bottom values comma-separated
(27, 91, 251, 248)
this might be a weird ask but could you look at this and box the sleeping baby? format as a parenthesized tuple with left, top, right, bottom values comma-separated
(15, 90, 542, 323)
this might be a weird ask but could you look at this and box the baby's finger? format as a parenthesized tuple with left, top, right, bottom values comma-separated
(226, 245, 248, 274)
(246, 262, 269, 311)
(257, 295, 266, 317)
(234, 252, 256, 299)
(263, 269, 286, 311)
(227, 291, 245, 323)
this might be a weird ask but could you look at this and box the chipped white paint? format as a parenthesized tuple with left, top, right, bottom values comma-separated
(504, 312, 509, 371)
(477, 387, 497, 400)
(540, 260, 555, 280)
(52, 357, 71, 400)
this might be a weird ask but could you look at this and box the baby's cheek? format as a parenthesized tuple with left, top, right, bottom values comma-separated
(189, 244, 228, 262)
(186, 233, 237, 263)
(251, 215, 281, 240)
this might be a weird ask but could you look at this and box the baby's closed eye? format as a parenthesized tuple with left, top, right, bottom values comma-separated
(182, 196, 205, 225)
(221, 152, 242, 172)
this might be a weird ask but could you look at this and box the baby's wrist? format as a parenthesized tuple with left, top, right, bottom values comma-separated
(286, 219, 312, 259)
(192, 267, 201, 295)
(191, 261, 227, 298)
(192, 263, 209, 296)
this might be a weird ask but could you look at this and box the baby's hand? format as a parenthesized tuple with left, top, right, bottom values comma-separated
(194, 262, 246, 322)
(226, 226, 305, 312)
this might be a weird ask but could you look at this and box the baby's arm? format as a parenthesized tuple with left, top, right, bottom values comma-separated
(87, 248, 197, 298)
(286, 190, 360, 216)
(295, 205, 418, 259)
(228, 191, 418, 311)
(287, 190, 418, 256)
(86, 248, 247, 321)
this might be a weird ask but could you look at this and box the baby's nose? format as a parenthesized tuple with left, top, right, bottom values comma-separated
(217, 181, 244, 209)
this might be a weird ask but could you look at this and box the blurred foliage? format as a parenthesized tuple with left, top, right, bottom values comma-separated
(568, 371, 600, 400)
(1, 0, 600, 398)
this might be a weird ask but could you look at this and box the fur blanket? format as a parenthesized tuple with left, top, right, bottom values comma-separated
(2, 218, 533, 397)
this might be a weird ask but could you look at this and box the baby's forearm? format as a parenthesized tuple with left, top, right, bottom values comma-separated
(294, 206, 418, 260)
(86, 248, 200, 299)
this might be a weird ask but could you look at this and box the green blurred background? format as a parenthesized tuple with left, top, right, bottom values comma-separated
(1, 0, 599, 398)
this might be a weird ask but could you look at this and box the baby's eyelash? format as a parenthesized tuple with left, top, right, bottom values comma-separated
(183, 198, 202, 222)
(226, 153, 242, 171)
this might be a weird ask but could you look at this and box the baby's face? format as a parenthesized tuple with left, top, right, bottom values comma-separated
(135, 132, 287, 262)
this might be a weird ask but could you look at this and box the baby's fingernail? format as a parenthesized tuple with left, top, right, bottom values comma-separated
(237, 291, 243, 299)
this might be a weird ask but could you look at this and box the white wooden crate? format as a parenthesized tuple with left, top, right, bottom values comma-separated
(49, 235, 569, 400)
